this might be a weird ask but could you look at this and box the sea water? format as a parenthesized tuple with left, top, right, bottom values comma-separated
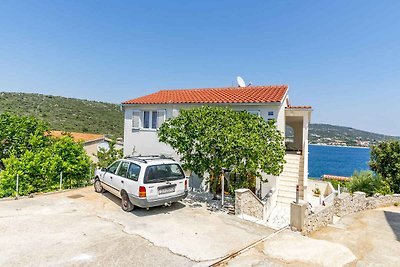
(308, 144, 370, 178)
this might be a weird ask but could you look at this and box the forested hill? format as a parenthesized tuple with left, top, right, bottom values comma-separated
(0, 92, 123, 137)
(1, 92, 398, 145)
(309, 123, 399, 147)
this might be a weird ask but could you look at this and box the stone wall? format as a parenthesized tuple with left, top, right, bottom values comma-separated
(235, 189, 265, 221)
(291, 193, 400, 235)
(334, 192, 400, 217)
(302, 205, 334, 235)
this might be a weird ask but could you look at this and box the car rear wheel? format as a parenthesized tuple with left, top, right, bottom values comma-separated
(121, 192, 134, 212)
(94, 179, 104, 193)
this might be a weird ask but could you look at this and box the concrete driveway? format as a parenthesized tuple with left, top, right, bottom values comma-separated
(225, 205, 400, 266)
(0, 187, 274, 266)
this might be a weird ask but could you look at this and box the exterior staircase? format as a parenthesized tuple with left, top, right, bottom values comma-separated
(276, 153, 304, 205)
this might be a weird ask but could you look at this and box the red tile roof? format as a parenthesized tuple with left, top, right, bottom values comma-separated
(122, 85, 288, 105)
(49, 131, 104, 143)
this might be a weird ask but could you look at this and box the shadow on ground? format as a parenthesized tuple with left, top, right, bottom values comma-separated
(102, 191, 186, 217)
(384, 210, 400, 241)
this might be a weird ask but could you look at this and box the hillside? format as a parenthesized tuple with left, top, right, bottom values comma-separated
(0, 92, 123, 137)
(1, 92, 398, 146)
(309, 123, 399, 147)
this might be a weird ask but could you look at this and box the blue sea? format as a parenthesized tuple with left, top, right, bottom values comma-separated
(308, 144, 370, 178)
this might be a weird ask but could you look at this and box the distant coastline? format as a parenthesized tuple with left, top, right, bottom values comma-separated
(309, 144, 370, 149)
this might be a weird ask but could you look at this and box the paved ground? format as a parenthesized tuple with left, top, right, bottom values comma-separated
(226, 206, 400, 266)
(0, 187, 274, 266)
(2, 187, 399, 267)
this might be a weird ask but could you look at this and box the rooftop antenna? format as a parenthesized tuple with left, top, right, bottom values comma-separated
(236, 76, 246, 87)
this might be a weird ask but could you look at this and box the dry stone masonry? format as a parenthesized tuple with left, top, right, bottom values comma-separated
(291, 192, 400, 235)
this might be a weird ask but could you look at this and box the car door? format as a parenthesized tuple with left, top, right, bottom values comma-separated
(123, 162, 141, 197)
(103, 160, 121, 195)
(113, 161, 130, 193)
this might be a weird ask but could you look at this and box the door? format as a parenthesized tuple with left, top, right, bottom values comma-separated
(103, 160, 121, 195)
(113, 161, 130, 193)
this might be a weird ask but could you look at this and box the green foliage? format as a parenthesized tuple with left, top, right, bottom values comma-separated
(158, 106, 285, 192)
(0, 113, 49, 168)
(349, 171, 392, 197)
(324, 179, 350, 190)
(369, 140, 400, 193)
(0, 114, 92, 198)
(96, 138, 123, 168)
(0, 92, 123, 137)
(394, 202, 399, 207)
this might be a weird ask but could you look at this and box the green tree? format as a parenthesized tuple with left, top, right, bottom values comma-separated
(369, 140, 400, 193)
(0, 114, 92, 198)
(158, 106, 285, 192)
(96, 138, 123, 168)
(0, 113, 49, 169)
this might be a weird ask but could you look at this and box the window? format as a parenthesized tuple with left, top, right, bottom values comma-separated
(247, 110, 261, 116)
(143, 111, 150, 129)
(127, 163, 141, 181)
(144, 163, 185, 184)
(116, 161, 130, 177)
(268, 111, 274, 116)
(133, 110, 166, 130)
(107, 161, 121, 174)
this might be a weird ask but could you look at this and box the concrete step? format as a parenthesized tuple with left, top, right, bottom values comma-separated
(277, 195, 296, 204)
(281, 169, 301, 176)
(279, 172, 300, 179)
(279, 184, 297, 191)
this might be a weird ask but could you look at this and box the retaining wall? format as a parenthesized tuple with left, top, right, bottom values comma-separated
(292, 192, 400, 235)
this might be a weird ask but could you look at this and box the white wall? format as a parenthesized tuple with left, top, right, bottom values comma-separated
(123, 102, 286, 192)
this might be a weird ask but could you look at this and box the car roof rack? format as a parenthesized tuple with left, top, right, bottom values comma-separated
(124, 154, 175, 163)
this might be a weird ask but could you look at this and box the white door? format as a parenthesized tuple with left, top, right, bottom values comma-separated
(103, 160, 121, 194)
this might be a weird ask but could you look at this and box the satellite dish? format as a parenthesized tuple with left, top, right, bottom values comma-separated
(236, 76, 246, 87)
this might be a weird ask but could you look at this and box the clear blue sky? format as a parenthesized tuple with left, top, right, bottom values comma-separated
(0, 1, 399, 135)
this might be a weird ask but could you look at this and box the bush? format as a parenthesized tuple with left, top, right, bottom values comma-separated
(324, 179, 350, 190)
(349, 171, 392, 197)
(0, 114, 92, 198)
(369, 140, 400, 193)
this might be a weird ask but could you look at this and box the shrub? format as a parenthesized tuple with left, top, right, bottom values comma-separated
(349, 171, 392, 197)
(394, 202, 399, 207)
(369, 140, 400, 193)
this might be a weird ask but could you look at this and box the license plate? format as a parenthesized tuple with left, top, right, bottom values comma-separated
(158, 187, 175, 195)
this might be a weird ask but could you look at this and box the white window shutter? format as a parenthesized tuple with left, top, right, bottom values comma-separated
(157, 109, 166, 128)
(132, 110, 141, 129)
(172, 108, 180, 117)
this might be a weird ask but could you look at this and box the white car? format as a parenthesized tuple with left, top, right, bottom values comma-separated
(94, 155, 188, 211)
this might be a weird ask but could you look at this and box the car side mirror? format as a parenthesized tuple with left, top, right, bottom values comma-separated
(101, 167, 108, 172)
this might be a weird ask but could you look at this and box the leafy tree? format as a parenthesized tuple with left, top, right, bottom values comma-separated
(0, 114, 92, 197)
(158, 106, 285, 192)
(369, 140, 400, 193)
(0, 113, 49, 169)
(96, 138, 123, 168)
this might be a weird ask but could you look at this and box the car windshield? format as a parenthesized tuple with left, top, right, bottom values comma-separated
(144, 163, 185, 184)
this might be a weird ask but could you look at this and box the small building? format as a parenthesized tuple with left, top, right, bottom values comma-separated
(121, 85, 312, 206)
(49, 131, 123, 163)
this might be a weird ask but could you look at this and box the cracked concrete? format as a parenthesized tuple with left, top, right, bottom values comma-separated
(0, 187, 274, 266)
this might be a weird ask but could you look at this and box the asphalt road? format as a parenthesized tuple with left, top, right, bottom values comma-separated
(0, 187, 274, 266)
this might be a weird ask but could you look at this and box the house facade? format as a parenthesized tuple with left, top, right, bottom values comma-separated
(121, 85, 312, 205)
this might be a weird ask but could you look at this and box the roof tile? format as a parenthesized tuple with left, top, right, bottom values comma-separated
(122, 85, 288, 105)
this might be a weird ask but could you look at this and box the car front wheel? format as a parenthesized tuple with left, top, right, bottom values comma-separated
(94, 179, 104, 193)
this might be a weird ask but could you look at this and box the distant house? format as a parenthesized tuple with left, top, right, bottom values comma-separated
(49, 131, 123, 162)
(121, 85, 312, 206)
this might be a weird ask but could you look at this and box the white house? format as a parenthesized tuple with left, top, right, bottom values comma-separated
(121, 85, 312, 205)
